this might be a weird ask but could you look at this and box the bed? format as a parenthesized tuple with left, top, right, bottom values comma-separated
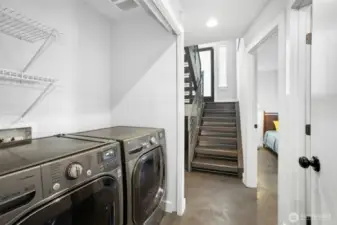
(263, 112, 279, 154)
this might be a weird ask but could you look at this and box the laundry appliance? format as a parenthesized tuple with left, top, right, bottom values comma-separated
(72, 126, 167, 225)
(0, 133, 123, 225)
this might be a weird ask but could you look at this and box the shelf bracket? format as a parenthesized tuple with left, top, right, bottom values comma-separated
(12, 81, 55, 125)
(23, 30, 57, 73)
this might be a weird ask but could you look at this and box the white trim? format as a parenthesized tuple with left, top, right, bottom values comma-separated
(152, 0, 183, 35)
(246, 14, 282, 54)
(176, 32, 186, 216)
(243, 12, 286, 188)
(243, 5, 308, 224)
(163, 200, 174, 213)
(144, 0, 185, 216)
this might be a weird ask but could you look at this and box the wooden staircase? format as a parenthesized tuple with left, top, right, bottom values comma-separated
(191, 102, 243, 177)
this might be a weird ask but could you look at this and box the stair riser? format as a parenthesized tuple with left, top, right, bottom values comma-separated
(192, 168, 238, 176)
(196, 153, 238, 161)
(204, 112, 236, 117)
(204, 109, 236, 113)
(191, 163, 238, 173)
(199, 137, 237, 143)
(202, 122, 236, 127)
(198, 141, 237, 149)
(195, 150, 238, 158)
(200, 131, 237, 138)
(200, 127, 237, 132)
(205, 104, 236, 110)
(202, 118, 237, 123)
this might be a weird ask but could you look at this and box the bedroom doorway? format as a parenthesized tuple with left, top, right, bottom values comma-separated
(255, 32, 279, 224)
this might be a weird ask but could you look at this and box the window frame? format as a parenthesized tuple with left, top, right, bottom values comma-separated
(218, 45, 228, 88)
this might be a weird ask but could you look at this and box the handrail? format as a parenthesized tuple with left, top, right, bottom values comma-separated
(185, 46, 202, 91)
(187, 73, 204, 172)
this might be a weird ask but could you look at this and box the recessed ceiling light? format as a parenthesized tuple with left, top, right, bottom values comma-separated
(206, 18, 218, 28)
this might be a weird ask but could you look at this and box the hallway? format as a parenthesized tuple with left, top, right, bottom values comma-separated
(161, 149, 278, 225)
(257, 148, 278, 225)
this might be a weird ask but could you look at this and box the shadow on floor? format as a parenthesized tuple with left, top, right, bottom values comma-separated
(161, 149, 278, 225)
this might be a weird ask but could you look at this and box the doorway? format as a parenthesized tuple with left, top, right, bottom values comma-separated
(198, 47, 215, 102)
(240, 8, 310, 224)
(254, 32, 279, 225)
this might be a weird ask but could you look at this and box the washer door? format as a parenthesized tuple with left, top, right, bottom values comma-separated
(132, 147, 165, 225)
(14, 176, 120, 225)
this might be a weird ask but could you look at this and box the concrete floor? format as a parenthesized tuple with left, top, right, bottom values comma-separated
(161, 148, 278, 225)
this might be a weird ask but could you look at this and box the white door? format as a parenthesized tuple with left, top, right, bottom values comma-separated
(310, 0, 337, 224)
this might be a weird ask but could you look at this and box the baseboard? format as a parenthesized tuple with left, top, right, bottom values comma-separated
(163, 200, 174, 213)
(243, 173, 257, 188)
(177, 198, 186, 216)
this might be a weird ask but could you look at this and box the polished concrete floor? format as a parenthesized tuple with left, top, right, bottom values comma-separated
(161, 148, 278, 225)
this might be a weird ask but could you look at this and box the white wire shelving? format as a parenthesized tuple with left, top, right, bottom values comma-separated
(0, 68, 55, 83)
(0, 6, 57, 43)
(0, 5, 59, 125)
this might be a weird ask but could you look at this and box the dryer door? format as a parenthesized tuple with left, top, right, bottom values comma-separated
(14, 176, 120, 225)
(132, 147, 165, 225)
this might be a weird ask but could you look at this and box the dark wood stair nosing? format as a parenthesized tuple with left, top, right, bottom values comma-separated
(191, 157, 239, 173)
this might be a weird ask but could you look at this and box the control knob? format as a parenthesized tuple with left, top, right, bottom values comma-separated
(150, 136, 158, 145)
(67, 163, 83, 180)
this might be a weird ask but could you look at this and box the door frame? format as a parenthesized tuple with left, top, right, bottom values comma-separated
(198, 47, 215, 102)
(139, 0, 186, 216)
(240, 6, 308, 224)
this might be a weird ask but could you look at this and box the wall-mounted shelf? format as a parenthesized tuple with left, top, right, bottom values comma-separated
(0, 68, 56, 125)
(0, 68, 56, 83)
(0, 5, 60, 125)
(0, 6, 57, 43)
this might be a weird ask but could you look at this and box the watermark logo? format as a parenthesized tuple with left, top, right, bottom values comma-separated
(288, 212, 331, 223)
(288, 213, 300, 223)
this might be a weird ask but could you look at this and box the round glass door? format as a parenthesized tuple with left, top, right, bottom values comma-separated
(132, 147, 165, 224)
(15, 177, 120, 225)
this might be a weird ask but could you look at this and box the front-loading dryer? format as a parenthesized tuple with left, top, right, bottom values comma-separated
(72, 126, 167, 225)
(0, 134, 123, 225)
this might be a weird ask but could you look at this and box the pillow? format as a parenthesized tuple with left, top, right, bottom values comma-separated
(273, 121, 279, 131)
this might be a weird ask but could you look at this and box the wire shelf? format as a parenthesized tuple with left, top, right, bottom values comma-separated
(0, 6, 57, 43)
(0, 68, 56, 83)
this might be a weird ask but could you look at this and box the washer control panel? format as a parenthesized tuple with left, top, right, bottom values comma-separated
(126, 133, 160, 153)
(66, 163, 84, 180)
(41, 142, 121, 198)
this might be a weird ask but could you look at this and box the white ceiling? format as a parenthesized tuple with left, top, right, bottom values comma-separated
(81, 0, 144, 21)
(181, 0, 271, 46)
(257, 33, 278, 72)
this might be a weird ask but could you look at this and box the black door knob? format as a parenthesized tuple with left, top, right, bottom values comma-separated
(299, 156, 320, 172)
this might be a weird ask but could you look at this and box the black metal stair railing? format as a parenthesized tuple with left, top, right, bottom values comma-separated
(184, 45, 202, 104)
(187, 74, 204, 172)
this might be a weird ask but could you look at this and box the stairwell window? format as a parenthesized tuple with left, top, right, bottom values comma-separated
(219, 45, 228, 87)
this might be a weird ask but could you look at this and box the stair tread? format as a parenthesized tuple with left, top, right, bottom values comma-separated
(192, 157, 238, 171)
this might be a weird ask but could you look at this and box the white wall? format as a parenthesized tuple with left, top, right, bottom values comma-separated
(257, 71, 278, 112)
(108, 13, 177, 212)
(198, 39, 237, 102)
(0, 0, 113, 136)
